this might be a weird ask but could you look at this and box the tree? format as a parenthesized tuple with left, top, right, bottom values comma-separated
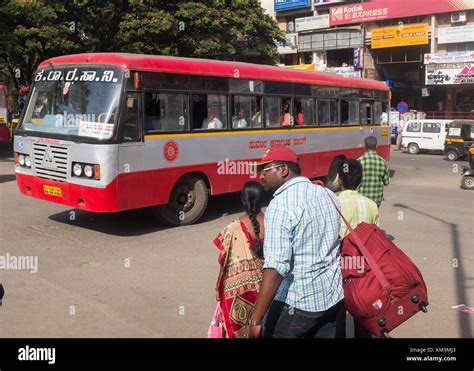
(174, 0, 284, 64)
(0, 0, 285, 105)
(0, 0, 77, 95)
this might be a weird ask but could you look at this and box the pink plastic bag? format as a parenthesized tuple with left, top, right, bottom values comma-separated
(207, 302, 224, 338)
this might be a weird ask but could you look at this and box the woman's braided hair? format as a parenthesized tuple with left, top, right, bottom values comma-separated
(241, 181, 265, 259)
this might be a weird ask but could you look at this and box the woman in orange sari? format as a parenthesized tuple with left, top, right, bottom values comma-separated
(214, 181, 265, 338)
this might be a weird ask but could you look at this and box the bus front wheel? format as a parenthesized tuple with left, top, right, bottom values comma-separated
(152, 175, 208, 226)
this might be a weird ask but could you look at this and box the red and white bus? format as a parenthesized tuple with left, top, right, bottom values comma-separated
(0, 83, 9, 142)
(14, 53, 390, 225)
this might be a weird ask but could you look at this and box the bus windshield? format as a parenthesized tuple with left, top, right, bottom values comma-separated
(20, 66, 123, 140)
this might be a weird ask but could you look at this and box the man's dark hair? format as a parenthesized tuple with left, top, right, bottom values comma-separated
(274, 161, 301, 175)
(337, 159, 363, 190)
(365, 136, 377, 150)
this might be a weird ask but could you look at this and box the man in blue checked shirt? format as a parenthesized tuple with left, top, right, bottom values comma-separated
(248, 147, 345, 338)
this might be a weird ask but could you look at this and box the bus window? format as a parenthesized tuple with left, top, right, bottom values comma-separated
(373, 101, 388, 125)
(123, 92, 142, 141)
(294, 98, 314, 126)
(360, 102, 372, 125)
(340, 100, 359, 125)
(232, 96, 255, 129)
(144, 93, 187, 133)
(318, 100, 337, 126)
(144, 92, 160, 131)
(265, 97, 280, 127)
(192, 94, 227, 130)
(251, 96, 263, 128)
(230, 80, 263, 93)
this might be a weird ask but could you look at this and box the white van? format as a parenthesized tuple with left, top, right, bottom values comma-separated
(401, 119, 453, 154)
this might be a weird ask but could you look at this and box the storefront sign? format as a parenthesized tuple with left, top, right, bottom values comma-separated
(371, 24, 428, 49)
(314, 0, 346, 6)
(426, 63, 474, 85)
(353, 47, 364, 69)
(438, 25, 474, 44)
(390, 111, 400, 125)
(275, 0, 310, 11)
(387, 79, 410, 89)
(324, 66, 361, 77)
(295, 14, 329, 32)
(329, 0, 474, 26)
(424, 51, 474, 64)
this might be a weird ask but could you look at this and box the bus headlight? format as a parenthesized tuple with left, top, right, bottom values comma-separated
(84, 165, 93, 178)
(25, 155, 31, 168)
(73, 163, 83, 177)
(18, 154, 25, 166)
(72, 162, 100, 180)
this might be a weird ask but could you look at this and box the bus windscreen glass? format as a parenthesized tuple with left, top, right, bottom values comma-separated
(20, 67, 123, 140)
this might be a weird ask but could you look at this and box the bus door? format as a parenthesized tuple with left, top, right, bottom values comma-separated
(117, 91, 145, 207)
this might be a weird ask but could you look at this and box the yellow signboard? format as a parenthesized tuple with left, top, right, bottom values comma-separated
(281, 64, 315, 71)
(371, 23, 428, 49)
(43, 185, 62, 197)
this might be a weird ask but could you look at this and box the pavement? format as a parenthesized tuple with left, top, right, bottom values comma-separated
(0, 142, 472, 338)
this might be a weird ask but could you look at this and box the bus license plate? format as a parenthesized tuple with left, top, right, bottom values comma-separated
(43, 185, 62, 197)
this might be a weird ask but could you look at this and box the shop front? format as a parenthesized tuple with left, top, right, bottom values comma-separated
(424, 51, 474, 118)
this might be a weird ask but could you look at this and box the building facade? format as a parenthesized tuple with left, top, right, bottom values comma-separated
(264, 0, 474, 116)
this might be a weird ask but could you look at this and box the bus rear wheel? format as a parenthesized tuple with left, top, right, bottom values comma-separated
(153, 175, 208, 226)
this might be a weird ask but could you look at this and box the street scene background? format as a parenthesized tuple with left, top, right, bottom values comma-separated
(0, 142, 472, 338)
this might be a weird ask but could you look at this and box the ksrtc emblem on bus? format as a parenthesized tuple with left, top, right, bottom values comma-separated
(164, 140, 179, 162)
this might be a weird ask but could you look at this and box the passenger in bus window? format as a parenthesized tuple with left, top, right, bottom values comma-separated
(295, 102, 304, 126)
(32, 92, 48, 119)
(202, 106, 223, 129)
(232, 108, 248, 129)
(251, 100, 262, 127)
(280, 102, 292, 126)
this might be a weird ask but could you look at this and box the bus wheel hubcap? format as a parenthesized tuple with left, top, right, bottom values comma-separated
(174, 186, 194, 212)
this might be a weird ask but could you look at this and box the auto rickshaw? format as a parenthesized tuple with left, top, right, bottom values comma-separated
(444, 120, 474, 161)
(460, 146, 474, 190)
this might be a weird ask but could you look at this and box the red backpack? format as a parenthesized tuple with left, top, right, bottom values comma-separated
(325, 188, 429, 337)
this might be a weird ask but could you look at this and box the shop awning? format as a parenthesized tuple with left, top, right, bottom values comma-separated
(280, 64, 315, 71)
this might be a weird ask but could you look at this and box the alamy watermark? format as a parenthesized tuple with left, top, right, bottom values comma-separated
(18, 345, 55, 365)
(0, 253, 38, 274)
(217, 158, 258, 179)
(324, 255, 365, 274)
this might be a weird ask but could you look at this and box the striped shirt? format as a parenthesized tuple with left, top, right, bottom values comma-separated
(357, 150, 390, 207)
(263, 176, 343, 312)
(338, 190, 379, 238)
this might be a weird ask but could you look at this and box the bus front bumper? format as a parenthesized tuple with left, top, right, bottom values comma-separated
(16, 173, 119, 213)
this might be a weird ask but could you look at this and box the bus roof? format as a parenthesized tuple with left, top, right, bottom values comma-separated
(39, 53, 389, 91)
